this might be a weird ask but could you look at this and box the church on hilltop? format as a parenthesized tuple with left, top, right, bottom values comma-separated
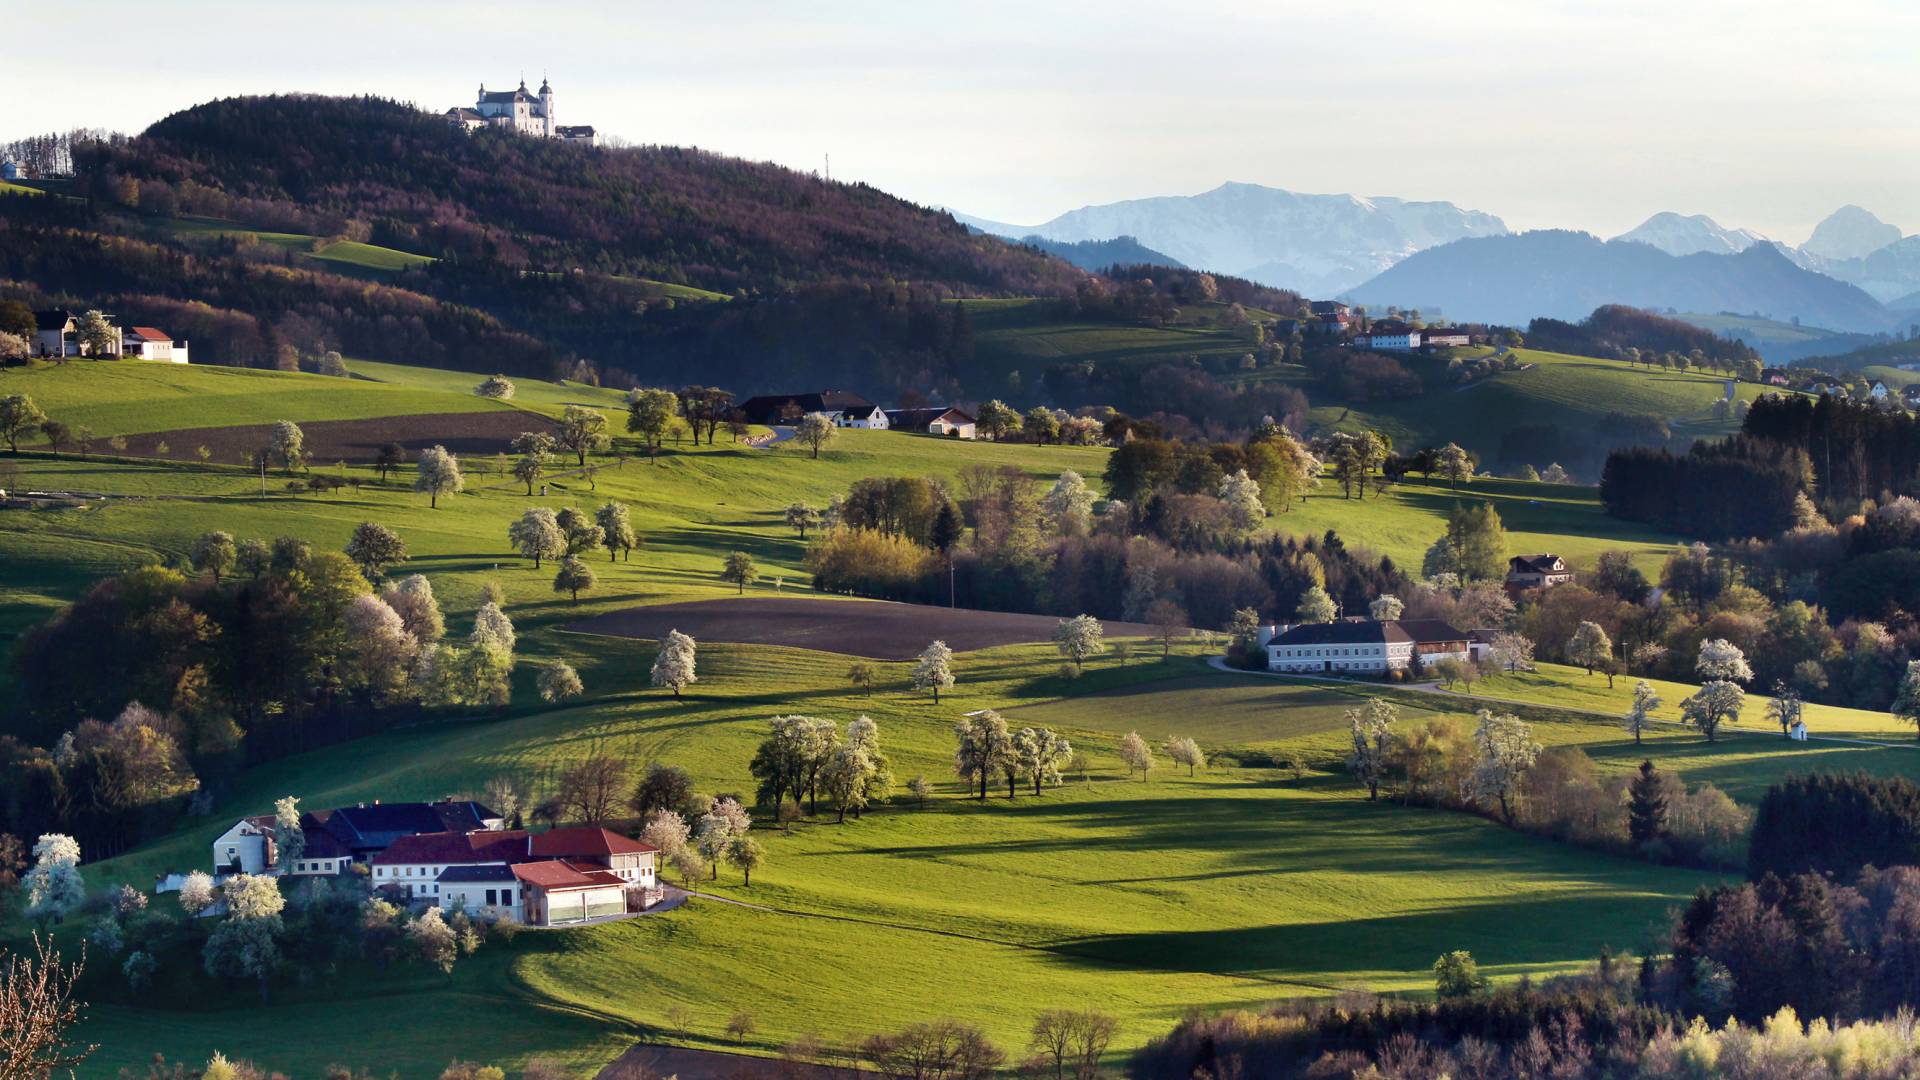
(445, 78, 598, 145)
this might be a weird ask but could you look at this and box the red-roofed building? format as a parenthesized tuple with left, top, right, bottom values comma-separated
(512, 860, 631, 925)
(371, 830, 531, 902)
(122, 326, 188, 364)
(529, 827, 658, 886)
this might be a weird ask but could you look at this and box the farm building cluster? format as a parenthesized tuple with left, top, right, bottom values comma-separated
(1276, 301, 1478, 352)
(210, 799, 662, 927)
(31, 309, 189, 363)
(1258, 554, 1576, 675)
(737, 390, 979, 438)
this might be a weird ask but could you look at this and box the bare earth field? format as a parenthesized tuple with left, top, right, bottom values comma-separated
(600, 1045, 865, 1080)
(568, 596, 1165, 658)
(116, 411, 563, 464)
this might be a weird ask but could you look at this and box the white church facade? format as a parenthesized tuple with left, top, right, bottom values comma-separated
(445, 79, 598, 145)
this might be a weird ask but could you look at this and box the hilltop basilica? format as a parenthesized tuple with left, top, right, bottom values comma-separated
(445, 78, 598, 145)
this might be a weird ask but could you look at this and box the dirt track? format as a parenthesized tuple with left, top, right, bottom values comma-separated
(115, 411, 563, 465)
(567, 597, 1166, 659)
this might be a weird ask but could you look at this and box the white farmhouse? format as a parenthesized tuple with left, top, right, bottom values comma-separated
(1262, 618, 1472, 675)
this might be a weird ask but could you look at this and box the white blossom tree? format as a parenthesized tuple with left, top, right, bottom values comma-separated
(695, 798, 751, 879)
(1467, 710, 1540, 822)
(1624, 680, 1662, 745)
(1044, 472, 1095, 535)
(651, 629, 698, 698)
(341, 594, 418, 701)
(1696, 639, 1755, 684)
(1567, 621, 1613, 675)
(470, 601, 516, 654)
(272, 796, 304, 869)
(406, 907, 458, 975)
(1118, 731, 1154, 779)
(381, 574, 445, 644)
(641, 809, 693, 881)
(1489, 631, 1535, 674)
(1296, 585, 1337, 624)
(537, 660, 583, 703)
(1368, 595, 1404, 621)
(507, 508, 565, 569)
(1052, 615, 1106, 672)
(222, 874, 286, 921)
(912, 640, 955, 703)
(414, 445, 464, 508)
(795, 412, 837, 459)
(178, 870, 218, 917)
(1216, 469, 1265, 533)
(1164, 736, 1206, 777)
(24, 834, 84, 922)
(1346, 699, 1397, 800)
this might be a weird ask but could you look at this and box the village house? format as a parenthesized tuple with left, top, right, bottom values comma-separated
(372, 824, 661, 924)
(1869, 379, 1892, 401)
(737, 390, 887, 428)
(371, 829, 532, 901)
(1506, 553, 1574, 591)
(1308, 300, 1352, 336)
(210, 799, 502, 876)
(1354, 320, 1421, 351)
(1420, 327, 1472, 348)
(1259, 618, 1472, 675)
(884, 406, 977, 438)
(122, 326, 189, 363)
(32, 310, 119, 359)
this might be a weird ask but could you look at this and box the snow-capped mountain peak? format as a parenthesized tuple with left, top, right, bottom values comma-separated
(1613, 212, 1766, 256)
(1801, 205, 1905, 261)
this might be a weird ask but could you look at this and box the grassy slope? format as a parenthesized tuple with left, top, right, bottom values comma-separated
(1276, 473, 1682, 576)
(1304, 347, 1769, 460)
(0, 361, 515, 437)
(3, 359, 1893, 1077)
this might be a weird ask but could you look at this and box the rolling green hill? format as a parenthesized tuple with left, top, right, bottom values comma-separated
(1301, 346, 1770, 462)
(0, 358, 1895, 1079)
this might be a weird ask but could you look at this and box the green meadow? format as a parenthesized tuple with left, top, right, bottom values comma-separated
(0, 357, 1903, 1077)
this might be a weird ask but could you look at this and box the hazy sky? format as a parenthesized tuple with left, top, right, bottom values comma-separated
(14, 0, 1918, 241)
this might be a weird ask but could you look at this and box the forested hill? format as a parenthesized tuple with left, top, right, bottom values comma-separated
(90, 94, 1084, 297)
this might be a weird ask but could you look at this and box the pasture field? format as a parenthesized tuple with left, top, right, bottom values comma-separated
(1303, 347, 1767, 461)
(63, 633, 1920, 1079)
(0, 361, 513, 437)
(0, 357, 1898, 1078)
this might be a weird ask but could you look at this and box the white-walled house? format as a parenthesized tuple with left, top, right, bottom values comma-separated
(737, 390, 883, 428)
(437, 864, 524, 921)
(211, 799, 503, 877)
(123, 326, 189, 363)
(1262, 618, 1472, 674)
(512, 861, 630, 926)
(1506, 554, 1574, 590)
(885, 407, 977, 439)
(371, 829, 532, 901)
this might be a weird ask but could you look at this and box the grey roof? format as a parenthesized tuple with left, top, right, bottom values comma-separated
(437, 864, 518, 884)
(306, 800, 498, 853)
(737, 390, 876, 422)
(884, 407, 974, 430)
(1508, 554, 1565, 574)
(1271, 618, 1466, 648)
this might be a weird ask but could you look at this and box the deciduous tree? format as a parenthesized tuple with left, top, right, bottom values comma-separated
(1052, 614, 1105, 672)
(344, 521, 407, 581)
(1624, 680, 1661, 745)
(190, 531, 237, 583)
(795, 412, 836, 459)
(553, 556, 596, 602)
(507, 507, 564, 568)
(624, 388, 679, 464)
(555, 406, 610, 465)
(913, 640, 955, 703)
(651, 629, 697, 697)
(1467, 709, 1540, 822)
(537, 660, 583, 703)
(474, 375, 515, 400)
(720, 551, 756, 594)
(1296, 585, 1337, 624)
(1567, 620, 1613, 675)
(0, 394, 47, 454)
(414, 445, 464, 508)
(595, 501, 638, 562)
(1119, 731, 1154, 779)
(1346, 698, 1396, 800)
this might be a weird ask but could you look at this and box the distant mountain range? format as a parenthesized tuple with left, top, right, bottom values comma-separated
(958, 189, 1918, 332)
(1345, 231, 1890, 333)
(954, 182, 1506, 297)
